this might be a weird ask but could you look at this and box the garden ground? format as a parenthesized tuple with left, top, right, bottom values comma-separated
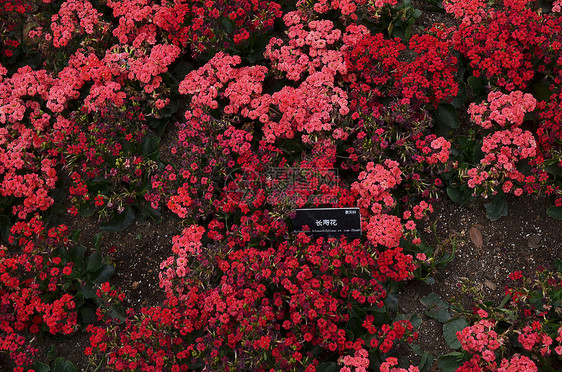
(8, 181, 558, 371)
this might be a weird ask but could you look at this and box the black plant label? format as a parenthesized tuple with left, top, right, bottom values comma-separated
(292, 208, 361, 238)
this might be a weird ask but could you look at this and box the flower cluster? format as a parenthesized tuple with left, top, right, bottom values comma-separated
(52, 105, 158, 221)
(47, 0, 105, 48)
(0, 65, 58, 219)
(0, 218, 78, 367)
(447, 0, 556, 90)
(106, 0, 282, 56)
(338, 348, 370, 371)
(344, 25, 458, 114)
(454, 266, 562, 371)
(296, 0, 399, 21)
(468, 90, 537, 129)
(352, 159, 402, 215)
(380, 357, 420, 372)
(465, 128, 544, 197)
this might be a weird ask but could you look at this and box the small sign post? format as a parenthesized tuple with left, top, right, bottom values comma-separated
(292, 208, 361, 238)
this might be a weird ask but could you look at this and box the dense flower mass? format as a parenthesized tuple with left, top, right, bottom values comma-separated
(0, 0, 561, 370)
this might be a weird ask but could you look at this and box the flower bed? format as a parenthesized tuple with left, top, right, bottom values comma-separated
(0, 0, 561, 371)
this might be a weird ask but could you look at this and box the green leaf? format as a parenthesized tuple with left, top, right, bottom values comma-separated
(435, 103, 460, 129)
(138, 203, 161, 222)
(420, 293, 445, 308)
(51, 357, 78, 372)
(93, 232, 103, 250)
(79, 306, 96, 324)
(89, 263, 115, 284)
(467, 76, 485, 95)
(0, 214, 11, 243)
(348, 316, 364, 336)
(99, 206, 135, 232)
(545, 164, 561, 181)
(78, 203, 96, 217)
(109, 303, 126, 322)
(484, 194, 508, 221)
(141, 135, 160, 160)
(547, 206, 562, 220)
(316, 362, 338, 372)
(370, 305, 392, 326)
(68, 245, 86, 264)
(410, 314, 422, 329)
(420, 293, 451, 323)
(86, 252, 103, 273)
(446, 186, 465, 205)
(419, 352, 435, 372)
(221, 18, 234, 34)
(426, 308, 452, 323)
(554, 259, 562, 273)
(532, 80, 553, 101)
(385, 293, 398, 313)
(450, 83, 467, 110)
(32, 361, 50, 372)
(424, 276, 436, 285)
(172, 61, 195, 80)
(438, 352, 467, 372)
(443, 318, 469, 349)
(80, 282, 97, 299)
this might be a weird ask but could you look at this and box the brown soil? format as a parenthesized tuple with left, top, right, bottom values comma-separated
(399, 194, 561, 365)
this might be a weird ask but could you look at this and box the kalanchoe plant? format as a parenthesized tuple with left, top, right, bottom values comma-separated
(0, 216, 116, 369)
(53, 104, 160, 230)
(444, 262, 562, 372)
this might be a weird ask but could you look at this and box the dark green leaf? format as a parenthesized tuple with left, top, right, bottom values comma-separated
(484, 194, 508, 221)
(554, 259, 562, 273)
(79, 306, 96, 324)
(109, 303, 126, 322)
(80, 282, 97, 299)
(78, 203, 96, 217)
(467, 76, 485, 95)
(99, 206, 135, 232)
(419, 352, 435, 372)
(435, 103, 460, 129)
(52, 357, 78, 372)
(89, 263, 115, 284)
(222, 18, 234, 34)
(173, 61, 195, 80)
(370, 305, 392, 326)
(545, 164, 561, 181)
(443, 318, 469, 349)
(547, 206, 562, 220)
(410, 314, 422, 329)
(138, 204, 161, 222)
(426, 308, 452, 323)
(73, 292, 84, 308)
(532, 80, 553, 101)
(93, 232, 103, 250)
(446, 186, 464, 205)
(424, 276, 436, 285)
(141, 135, 160, 160)
(68, 245, 86, 264)
(33, 362, 50, 372)
(86, 252, 103, 273)
(420, 293, 445, 308)
(0, 214, 11, 243)
(385, 293, 398, 313)
(450, 83, 467, 110)
(421, 293, 451, 323)
(316, 362, 338, 372)
(499, 294, 511, 308)
(348, 316, 364, 336)
(438, 352, 467, 372)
